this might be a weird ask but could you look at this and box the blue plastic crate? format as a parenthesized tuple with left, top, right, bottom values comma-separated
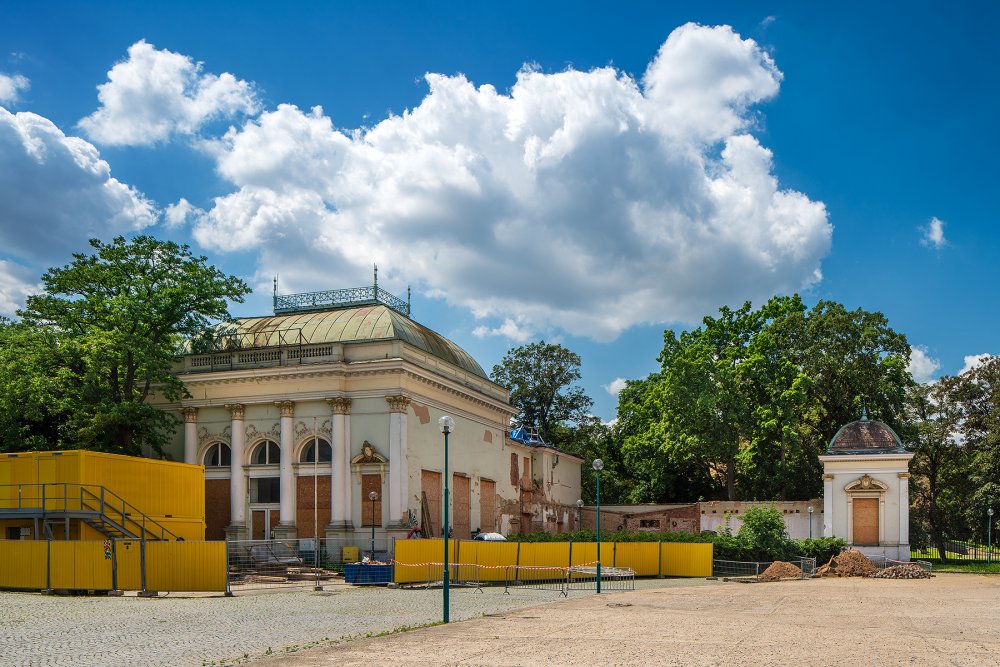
(344, 563, 394, 585)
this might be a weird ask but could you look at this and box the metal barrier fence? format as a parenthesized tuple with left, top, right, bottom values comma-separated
(226, 537, 393, 593)
(712, 557, 817, 580)
(911, 540, 999, 563)
(865, 554, 933, 572)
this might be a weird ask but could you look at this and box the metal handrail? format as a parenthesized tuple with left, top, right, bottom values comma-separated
(0, 483, 180, 541)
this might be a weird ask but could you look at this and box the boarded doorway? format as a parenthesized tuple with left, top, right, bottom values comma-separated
(361, 474, 382, 527)
(452, 474, 470, 539)
(421, 470, 441, 537)
(853, 498, 879, 545)
(479, 479, 496, 533)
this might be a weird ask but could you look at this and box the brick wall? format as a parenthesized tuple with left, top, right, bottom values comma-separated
(580, 504, 700, 533)
(296, 474, 331, 538)
(205, 479, 230, 540)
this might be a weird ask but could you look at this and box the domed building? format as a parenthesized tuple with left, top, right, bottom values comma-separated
(818, 410, 914, 560)
(152, 278, 583, 547)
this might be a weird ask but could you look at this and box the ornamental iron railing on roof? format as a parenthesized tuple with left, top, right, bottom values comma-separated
(273, 286, 410, 316)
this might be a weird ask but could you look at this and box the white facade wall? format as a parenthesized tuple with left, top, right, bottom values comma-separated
(699, 499, 825, 541)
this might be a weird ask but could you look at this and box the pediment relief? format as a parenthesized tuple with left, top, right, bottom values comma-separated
(844, 474, 888, 493)
(351, 440, 388, 465)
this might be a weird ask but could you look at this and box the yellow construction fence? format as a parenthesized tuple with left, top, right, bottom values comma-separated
(0, 540, 226, 592)
(393, 540, 712, 583)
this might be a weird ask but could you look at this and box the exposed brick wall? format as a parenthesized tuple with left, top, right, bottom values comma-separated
(296, 474, 331, 539)
(205, 479, 231, 540)
(580, 504, 700, 533)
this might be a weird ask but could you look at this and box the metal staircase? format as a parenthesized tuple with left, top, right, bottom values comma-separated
(0, 483, 181, 541)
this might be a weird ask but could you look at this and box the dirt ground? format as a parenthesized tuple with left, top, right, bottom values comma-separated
(257, 574, 1000, 666)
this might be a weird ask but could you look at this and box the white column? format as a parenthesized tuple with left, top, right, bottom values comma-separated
(386, 396, 410, 527)
(898, 472, 910, 545)
(181, 407, 198, 465)
(227, 404, 247, 528)
(276, 401, 296, 526)
(823, 474, 834, 538)
(326, 398, 353, 529)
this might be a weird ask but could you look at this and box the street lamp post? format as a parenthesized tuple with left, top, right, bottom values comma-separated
(593, 459, 603, 594)
(576, 499, 584, 531)
(438, 415, 454, 623)
(369, 491, 378, 559)
(808, 506, 814, 540)
(989, 508, 995, 564)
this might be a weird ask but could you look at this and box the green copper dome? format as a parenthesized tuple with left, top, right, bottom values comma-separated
(212, 305, 487, 378)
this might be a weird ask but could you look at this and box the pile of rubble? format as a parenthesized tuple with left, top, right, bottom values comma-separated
(871, 564, 934, 579)
(758, 561, 804, 581)
(817, 550, 878, 577)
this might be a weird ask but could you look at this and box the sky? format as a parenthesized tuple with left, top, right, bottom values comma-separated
(1, 1, 998, 421)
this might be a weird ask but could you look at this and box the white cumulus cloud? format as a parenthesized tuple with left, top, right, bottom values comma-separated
(0, 107, 158, 265)
(959, 353, 992, 375)
(603, 377, 628, 396)
(921, 216, 947, 249)
(0, 73, 29, 104)
(907, 345, 941, 384)
(0, 260, 39, 316)
(190, 23, 832, 340)
(79, 40, 258, 146)
(472, 318, 533, 343)
(164, 198, 203, 228)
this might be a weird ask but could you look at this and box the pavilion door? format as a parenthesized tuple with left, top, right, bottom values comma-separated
(452, 475, 470, 539)
(853, 498, 879, 545)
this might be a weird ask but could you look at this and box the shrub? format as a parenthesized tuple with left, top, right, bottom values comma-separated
(736, 506, 797, 561)
(794, 537, 847, 563)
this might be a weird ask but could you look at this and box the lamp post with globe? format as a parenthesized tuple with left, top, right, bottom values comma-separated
(438, 415, 454, 623)
(593, 458, 603, 594)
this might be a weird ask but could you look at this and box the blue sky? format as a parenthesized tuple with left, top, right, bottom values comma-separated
(1, 1, 997, 420)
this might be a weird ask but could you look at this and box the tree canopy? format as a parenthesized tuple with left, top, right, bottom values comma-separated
(614, 296, 912, 502)
(1, 236, 249, 456)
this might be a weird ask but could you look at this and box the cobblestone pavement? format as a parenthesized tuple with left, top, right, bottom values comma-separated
(0, 579, 707, 666)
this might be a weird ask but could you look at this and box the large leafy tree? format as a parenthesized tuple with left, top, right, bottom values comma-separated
(951, 357, 1000, 541)
(490, 341, 593, 446)
(616, 296, 912, 502)
(905, 378, 970, 559)
(6, 236, 249, 456)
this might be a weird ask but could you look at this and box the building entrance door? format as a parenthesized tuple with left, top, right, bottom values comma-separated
(251, 507, 279, 540)
(853, 498, 879, 545)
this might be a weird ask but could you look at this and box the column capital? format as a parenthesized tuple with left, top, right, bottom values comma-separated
(822, 473, 835, 481)
(326, 397, 353, 414)
(897, 472, 911, 479)
(385, 395, 411, 413)
(274, 400, 295, 418)
(225, 403, 246, 420)
(180, 407, 198, 423)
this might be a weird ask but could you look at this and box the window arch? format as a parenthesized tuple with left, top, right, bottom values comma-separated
(251, 440, 280, 465)
(204, 442, 231, 467)
(300, 437, 332, 464)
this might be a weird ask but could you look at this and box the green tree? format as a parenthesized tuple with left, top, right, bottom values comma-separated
(616, 296, 912, 502)
(490, 341, 593, 447)
(8, 236, 249, 456)
(905, 378, 970, 560)
(951, 357, 1000, 542)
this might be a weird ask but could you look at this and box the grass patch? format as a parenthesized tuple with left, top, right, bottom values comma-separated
(929, 562, 1000, 574)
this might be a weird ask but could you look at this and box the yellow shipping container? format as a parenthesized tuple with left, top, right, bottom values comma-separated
(0, 450, 205, 541)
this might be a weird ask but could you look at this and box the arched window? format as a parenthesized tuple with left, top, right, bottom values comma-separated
(300, 437, 332, 464)
(251, 440, 280, 465)
(204, 442, 231, 467)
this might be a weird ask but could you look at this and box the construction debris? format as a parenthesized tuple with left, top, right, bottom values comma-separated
(871, 564, 934, 579)
(816, 550, 878, 577)
(758, 561, 804, 581)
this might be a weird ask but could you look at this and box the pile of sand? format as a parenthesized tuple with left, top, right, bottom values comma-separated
(758, 561, 804, 581)
(871, 563, 934, 579)
(816, 550, 877, 577)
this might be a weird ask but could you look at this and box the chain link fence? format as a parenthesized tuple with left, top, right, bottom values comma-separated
(712, 557, 816, 580)
(226, 537, 392, 593)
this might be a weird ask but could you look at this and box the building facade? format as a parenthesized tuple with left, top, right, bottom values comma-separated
(819, 411, 913, 560)
(152, 284, 583, 545)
